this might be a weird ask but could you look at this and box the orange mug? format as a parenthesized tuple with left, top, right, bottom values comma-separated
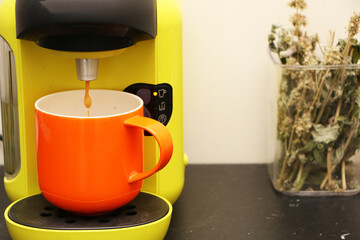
(35, 89, 173, 215)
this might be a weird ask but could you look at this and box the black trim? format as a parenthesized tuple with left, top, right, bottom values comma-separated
(16, 0, 157, 51)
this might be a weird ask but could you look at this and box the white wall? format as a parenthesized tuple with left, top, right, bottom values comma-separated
(182, 0, 360, 163)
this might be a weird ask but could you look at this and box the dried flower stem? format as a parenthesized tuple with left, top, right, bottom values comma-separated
(341, 124, 356, 190)
(326, 146, 333, 186)
(342, 160, 347, 190)
(288, 160, 299, 183)
(310, 70, 330, 113)
(294, 161, 304, 186)
(315, 87, 332, 124)
(277, 153, 290, 187)
(315, 69, 344, 124)
(320, 165, 336, 189)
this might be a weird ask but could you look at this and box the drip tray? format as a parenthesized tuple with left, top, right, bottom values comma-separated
(8, 192, 169, 230)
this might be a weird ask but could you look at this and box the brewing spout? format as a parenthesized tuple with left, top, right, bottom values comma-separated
(75, 58, 99, 81)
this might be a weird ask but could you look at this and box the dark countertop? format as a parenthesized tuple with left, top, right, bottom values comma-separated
(1, 164, 360, 240)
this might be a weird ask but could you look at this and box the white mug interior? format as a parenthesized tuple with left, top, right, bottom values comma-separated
(35, 89, 143, 118)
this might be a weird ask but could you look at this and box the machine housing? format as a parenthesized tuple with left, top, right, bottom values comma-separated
(0, 0, 185, 206)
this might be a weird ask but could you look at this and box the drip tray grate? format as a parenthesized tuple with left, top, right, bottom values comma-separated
(8, 193, 169, 230)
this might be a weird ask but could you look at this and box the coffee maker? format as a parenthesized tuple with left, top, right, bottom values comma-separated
(0, 0, 186, 239)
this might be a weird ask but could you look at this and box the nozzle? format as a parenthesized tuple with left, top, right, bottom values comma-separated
(75, 58, 99, 81)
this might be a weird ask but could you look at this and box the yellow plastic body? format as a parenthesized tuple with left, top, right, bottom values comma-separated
(0, 0, 184, 205)
(5, 193, 172, 240)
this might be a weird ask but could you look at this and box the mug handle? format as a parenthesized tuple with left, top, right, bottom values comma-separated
(124, 116, 173, 184)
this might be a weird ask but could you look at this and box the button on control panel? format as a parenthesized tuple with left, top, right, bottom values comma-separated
(124, 83, 173, 127)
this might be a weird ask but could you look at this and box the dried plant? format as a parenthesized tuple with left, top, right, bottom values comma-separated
(269, 0, 360, 192)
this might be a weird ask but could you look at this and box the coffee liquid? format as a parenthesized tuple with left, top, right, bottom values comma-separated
(84, 81, 92, 116)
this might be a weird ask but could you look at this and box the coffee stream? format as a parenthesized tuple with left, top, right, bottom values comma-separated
(84, 81, 92, 116)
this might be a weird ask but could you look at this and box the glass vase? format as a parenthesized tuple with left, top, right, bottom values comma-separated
(268, 54, 360, 196)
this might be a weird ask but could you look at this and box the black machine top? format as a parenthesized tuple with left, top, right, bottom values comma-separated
(15, 0, 157, 52)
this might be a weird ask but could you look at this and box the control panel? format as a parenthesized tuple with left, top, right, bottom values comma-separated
(124, 83, 173, 127)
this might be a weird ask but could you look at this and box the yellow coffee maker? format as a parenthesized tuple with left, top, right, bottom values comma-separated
(0, 0, 185, 239)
